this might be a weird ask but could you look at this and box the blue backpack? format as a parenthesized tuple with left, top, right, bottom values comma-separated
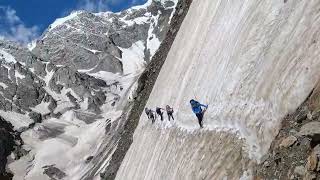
(190, 99, 207, 114)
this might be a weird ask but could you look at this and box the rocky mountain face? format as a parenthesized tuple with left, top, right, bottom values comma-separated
(255, 82, 320, 179)
(32, 0, 174, 73)
(0, 40, 110, 128)
(0, 0, 178, 179)
(0, 117, 16, 180)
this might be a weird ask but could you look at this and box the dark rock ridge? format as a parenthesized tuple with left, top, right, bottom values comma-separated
(100, 0, 193, 179)
(0, 116, 21, 179)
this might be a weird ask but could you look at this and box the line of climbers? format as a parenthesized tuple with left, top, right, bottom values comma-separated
(145, 105, 174, 123)
(145, 99, 208, 128)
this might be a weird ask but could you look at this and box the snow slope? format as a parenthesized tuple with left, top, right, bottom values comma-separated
(0, 49, 17, 63)
(116, 0, 320, 179)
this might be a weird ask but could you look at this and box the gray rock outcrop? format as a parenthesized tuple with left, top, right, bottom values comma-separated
(299, 122, 320, 141)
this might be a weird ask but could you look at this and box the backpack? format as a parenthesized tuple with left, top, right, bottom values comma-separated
(166, 106, 173, 113)
(190, 101, 202, 114)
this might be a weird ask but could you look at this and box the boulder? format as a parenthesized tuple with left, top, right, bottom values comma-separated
(308, 81, 320, 112)
(311, 145, 320, 171)
(85, 156, 94, 163)
(178, 9, 184, 16)
(294, 106, 309, 123)
(28, 112, 42, 123)
(306, 152, 318, 171)
(303, 172, 316, 180)
(313, 145, 320, 156)
(299, 122, 320, 141)
(279, 135, 297, 148)
(294, 166, 305, 176)
(300, 137, 311, 146)
(42, 165, 66, 179)
(48, 98, 57, 112)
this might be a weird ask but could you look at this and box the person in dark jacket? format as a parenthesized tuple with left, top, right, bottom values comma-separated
(149, 109, 156, 123)
(156, 107, 165, 121)
(145, 107, 156, 123)
(145, 108, 151, 119)
(166, 105, 174, 121)
(190, 99, 208, 128)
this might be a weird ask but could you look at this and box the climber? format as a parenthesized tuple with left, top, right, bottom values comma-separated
(156, 107, 165, 121)
(149, 109, 156, 123)
(166, 105, 174, 121)
(190, 99, 208, 128)
(145, 107, 151, 119)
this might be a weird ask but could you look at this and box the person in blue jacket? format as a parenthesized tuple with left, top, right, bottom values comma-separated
(190, 99, 208, 128)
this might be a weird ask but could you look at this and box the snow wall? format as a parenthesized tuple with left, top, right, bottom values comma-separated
(116, 0, 320, 179)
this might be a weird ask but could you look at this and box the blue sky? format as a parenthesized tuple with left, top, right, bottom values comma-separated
(0, 0, 147, 44)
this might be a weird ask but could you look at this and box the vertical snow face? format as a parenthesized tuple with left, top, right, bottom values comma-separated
(117, 0, 320, 179)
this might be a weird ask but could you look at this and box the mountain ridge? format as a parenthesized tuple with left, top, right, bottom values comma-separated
(0, 0, 179, 179)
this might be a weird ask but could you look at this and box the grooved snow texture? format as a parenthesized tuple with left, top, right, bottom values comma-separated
(116, 0, 320, 179)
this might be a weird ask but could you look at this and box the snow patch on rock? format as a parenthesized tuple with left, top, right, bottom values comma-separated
(15, 70, 26, 80)
(119, 41, 146, 75)
(0, 49, 17, 63)
(27, 40, 37, 51)
(31, 101, 51, 115)
(0, 110, 33, 131)
(0, 82, 8, 89)
(147, 14, 161, 57)
(48, 11, 82, 31)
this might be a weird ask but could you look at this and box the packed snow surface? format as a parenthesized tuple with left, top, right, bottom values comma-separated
(0, 49, 17, 63)
(0, 110, 33, 131)
(117, 0, 320, 179)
